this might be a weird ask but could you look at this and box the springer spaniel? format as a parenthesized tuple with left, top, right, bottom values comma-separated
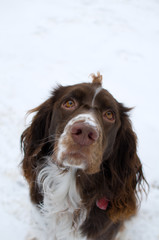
(21, 73, 146, 240)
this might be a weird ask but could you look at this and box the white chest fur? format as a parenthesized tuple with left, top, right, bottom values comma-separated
(28, 159, 87, 240)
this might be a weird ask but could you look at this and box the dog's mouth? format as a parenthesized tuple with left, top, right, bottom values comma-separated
(67, 151, 86, 159)
(54, 137, 103, 174)
(54, 140, 91, 170)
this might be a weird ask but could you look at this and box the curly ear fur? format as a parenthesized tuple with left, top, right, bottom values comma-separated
(105, 105, 146, 222)
(21, 98, 53, 203)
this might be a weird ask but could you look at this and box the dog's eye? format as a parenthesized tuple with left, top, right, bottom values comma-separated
(103, 110, 115, 122)
(62, 99, 76, 109)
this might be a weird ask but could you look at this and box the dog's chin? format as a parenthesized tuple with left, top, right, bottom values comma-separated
(60, 152, 101, 175)
(62, 152, 88, 170)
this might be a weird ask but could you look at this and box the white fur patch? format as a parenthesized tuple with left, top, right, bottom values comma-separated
(28, 158, 87, 240)
(63, 161, 86, 170)
(63, 113, 98, 130)
(91, 87, 102, 107)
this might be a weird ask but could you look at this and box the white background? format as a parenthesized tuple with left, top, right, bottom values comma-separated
(0, 0, 159, 239)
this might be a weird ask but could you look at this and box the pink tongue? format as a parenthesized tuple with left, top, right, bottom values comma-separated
(96, 197, 109, 210)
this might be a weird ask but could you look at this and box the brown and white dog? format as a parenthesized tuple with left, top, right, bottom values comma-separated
(21, 73, 146, 240)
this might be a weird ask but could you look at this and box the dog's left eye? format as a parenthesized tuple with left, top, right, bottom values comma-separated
(62, 99, 76, 109)
(103, 110, 115, 122)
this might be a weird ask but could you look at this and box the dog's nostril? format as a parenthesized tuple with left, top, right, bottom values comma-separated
(88, 132, 94, 140)
(88, 131, 99, 141)
(76, 129, 82, 135)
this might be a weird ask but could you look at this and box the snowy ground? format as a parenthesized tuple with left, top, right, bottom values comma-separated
(0, 0, 159, 239)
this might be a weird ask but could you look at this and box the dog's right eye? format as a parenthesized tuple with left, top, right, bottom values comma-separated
(103, 110, 115, 123)
(62, 99, 77, 110)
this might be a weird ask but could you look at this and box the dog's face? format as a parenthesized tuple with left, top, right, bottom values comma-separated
(49, 82, 121, 174)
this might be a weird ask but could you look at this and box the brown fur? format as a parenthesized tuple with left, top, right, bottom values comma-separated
(91, 72, 103, 85)
(21, 74, 147, 239)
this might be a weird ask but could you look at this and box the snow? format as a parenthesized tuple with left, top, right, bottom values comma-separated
(0, 0, 159, 239)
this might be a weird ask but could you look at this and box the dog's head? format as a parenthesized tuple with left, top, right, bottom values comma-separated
(48, 73, 122, 174)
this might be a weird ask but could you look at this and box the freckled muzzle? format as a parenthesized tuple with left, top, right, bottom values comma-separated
(54, 114, 103, 174)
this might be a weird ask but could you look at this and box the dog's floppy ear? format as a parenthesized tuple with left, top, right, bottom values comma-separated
(21, 85, 66, 203)
(106, 104, 146, 222)
(21, 98, 53, 157)
(21, 98, 53, 203)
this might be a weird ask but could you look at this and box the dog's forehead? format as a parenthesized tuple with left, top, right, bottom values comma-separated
(57, 82, 117, 111)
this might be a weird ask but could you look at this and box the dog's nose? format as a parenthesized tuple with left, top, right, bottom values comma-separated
(71, 122, 99, 146)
